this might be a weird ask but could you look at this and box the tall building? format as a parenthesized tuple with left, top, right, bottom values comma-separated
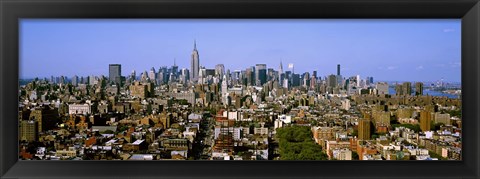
(403, 82, 412, 96)
(71, 75, 78, 86)
(278, 61, 284, 81)
(180, 68, 190, 84)
(148, 67, 156, 82)
(291, 74, 300, 87)
(109, 64, 122, 85)
(29, 106, 58, 132)
(337, 64, 341, 76)
(302, 72, 310, 87)
(172, 58, 179, 77)
(328, 74, 337, 88)
(190, 40, 200, 82)
(246, 67, 255, 86)
(215, 64, 225, 78)
(358, 119, 371, 140)
(395, 83, 403, 96)
(356, 75, 361, 87)
(20, 120, 37, 142)
(420, 110, 431, 132)
(89, 75, 96, 85)
(130, 70, 136, 82)
(221, 75, 228, 97)
(309, 75, 317, 89)
(415, 82, 424, 96)
(255, 64, 267, 86)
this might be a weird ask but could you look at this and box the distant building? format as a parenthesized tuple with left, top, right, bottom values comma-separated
(337, 64, 341, 76)
(255, 64, 267, 86)
(109, 64, 122, 85)
(71, 75, 78, 86)
(291, 74, 300, 87)
(403, 82, 412, 96)
(215, 64, 225, 77)
(190, 40, 200, 82)
(415, 82, 424, 96)
(328, 74, 337, 88)
(148, 67, 156, 82)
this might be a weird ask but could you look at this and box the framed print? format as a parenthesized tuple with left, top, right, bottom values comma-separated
(1, 0, 479, 178)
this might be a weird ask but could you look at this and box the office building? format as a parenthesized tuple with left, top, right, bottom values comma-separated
(403, 82, 412, 96)
(328, 74, 337, 88)
(255, 64, 267, 86)
(109, 64, 122, 85)
(172, 59, 179, 77)
(20, 120, 37, 142)
(337, 64, 341, 76)
(358, 119, 371, 140)
(420, 110, 432, 132)
(215, 64, 225, 77)
(71, 75, 78, 86)
(415, 82, 424, 96)
(148, 67, 156, 82)
(190, 40, 200, 82)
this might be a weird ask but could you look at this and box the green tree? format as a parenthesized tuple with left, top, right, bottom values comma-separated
(277, 126, 328, 160)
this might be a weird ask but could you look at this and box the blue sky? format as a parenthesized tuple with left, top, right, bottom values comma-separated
(20, 19, 461, 82)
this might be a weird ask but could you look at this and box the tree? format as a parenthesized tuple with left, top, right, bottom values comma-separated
(102, 130, 115, 134)
(352, 151, 359, 160)
(277, 126, 328, 160)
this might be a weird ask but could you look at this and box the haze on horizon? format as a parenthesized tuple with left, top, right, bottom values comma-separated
(20, 19, 461, 83)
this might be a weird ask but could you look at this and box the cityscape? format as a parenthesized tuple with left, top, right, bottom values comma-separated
(19, 20, 461, 160)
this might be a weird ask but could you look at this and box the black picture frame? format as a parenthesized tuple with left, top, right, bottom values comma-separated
(1, 0, 479, 178)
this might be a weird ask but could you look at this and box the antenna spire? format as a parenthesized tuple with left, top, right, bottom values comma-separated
(194, 39, 197, 50)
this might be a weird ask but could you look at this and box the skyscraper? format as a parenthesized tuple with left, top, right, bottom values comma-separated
(131, 70, 136, 81)
(255, 64, 267, 86)
(71, 75, 78, 86)
(415, 82, 424, 96)
(337, 64, 341, 76)
(291, 74, 300, 87)
(221, 75, 228, 97)
(328, 74, 337, 88)
(278, 61, 284, 80)
(246, 67, 254, 86)
(180, 68, 190, 84)
(215, 64, 225, 78)
(172, 58, 179, 78)
(402, 82, 412, 96)
(148, 67, 156, 82)
(190, 40, 200, 82)
(278, 61, 283, 75)
(109, 64, 121, 85)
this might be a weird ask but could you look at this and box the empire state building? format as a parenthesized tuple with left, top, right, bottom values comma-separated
(190, 40, 200, 82)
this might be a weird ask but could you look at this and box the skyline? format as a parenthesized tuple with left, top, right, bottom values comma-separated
(20, 19, 461, 82)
